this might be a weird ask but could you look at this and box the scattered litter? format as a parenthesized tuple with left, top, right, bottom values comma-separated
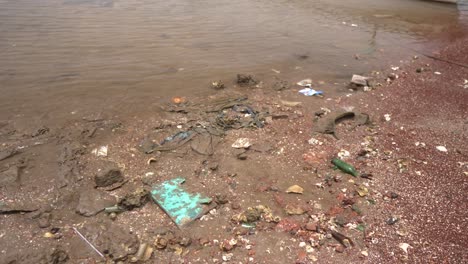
(338, 149, 350, 159)
(298, 88, 323, 96)
(286, 185, 304, 194)
(308, 138, 323, 145)
(147, 157, 157, 165)
(232, 138, 251, 149)
(285, 204, 305, 215)
(72, 227, 105, 259)
(151, 178, 212, 227)
(386, 216, 399, 225)
(331, 230, 354, 248)
(237, 74, 259, 87)
(357, 186, 369, 197)
(280, 100, 302, 107)
(312, 111, 369, 139)
(434, 71, 442, 75)
(211, 81, 225, 90)
(399, 243, 411, 254)
(350, 75, 369, 86)
(297, 79, 312, 87)
(391, 66, 400, 71)
(172, 97, 186, 104)
(92, 146, 108, 157)
(234, 205, 278, 223)
(332, 158, 359, 177)
(436, 146, 448, 152)
(384, 114, 391, 122)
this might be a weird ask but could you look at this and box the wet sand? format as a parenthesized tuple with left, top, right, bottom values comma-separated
(1, 34, 467, 263)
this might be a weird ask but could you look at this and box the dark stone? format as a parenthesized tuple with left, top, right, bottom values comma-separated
(386, 217, 399, 225)
(0, 166, 20, 187)
(118, 188, 149, 210)
(94, 161, 124, 187)
(75, 189, 116, 217)
(390, 192, 399, 199)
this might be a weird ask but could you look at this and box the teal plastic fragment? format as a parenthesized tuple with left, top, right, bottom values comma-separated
(151, 177, 211, 227)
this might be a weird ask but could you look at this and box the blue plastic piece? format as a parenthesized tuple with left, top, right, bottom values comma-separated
(151, 178, 211, 227)
(298, 88, 324, 96)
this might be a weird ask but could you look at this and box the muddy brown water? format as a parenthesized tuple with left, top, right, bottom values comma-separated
(0, 0, 466, 124)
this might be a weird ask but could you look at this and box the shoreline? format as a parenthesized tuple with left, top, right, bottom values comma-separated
(1, 36, 467, 263)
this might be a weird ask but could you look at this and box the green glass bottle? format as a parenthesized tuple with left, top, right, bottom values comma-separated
(332, 158, 359, 177)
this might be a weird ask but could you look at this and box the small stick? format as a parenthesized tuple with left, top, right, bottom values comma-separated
(72, 227, 105, 259)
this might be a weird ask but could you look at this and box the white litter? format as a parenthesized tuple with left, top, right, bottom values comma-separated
(92, 146, 108, 157)
(232, 138, 251, 149)
(399, 243, 412, 254)
(297, 79, 312, 87)
(436, 146, 448, 152)
(434, 71, 442, 75)
(384, 114, 391, 122)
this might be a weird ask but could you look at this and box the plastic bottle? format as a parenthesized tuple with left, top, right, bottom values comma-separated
(332, 158, 359, 177)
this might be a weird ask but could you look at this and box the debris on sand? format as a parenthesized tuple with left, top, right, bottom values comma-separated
(232, 138, 251, 149)
(118, 187, 150, 211)
(151, 178, 212, 227)
(298, 88, 323, 97)
(436, 146, 448, 152)
(234, 205, 278, 224)
(332, 158, 359, 177)
(312, 111, 369, 139)
(94, 161, 125, 188)
(237, 74, 258, 87)
(91, 146, 108, 157)
(350, 74, 370, 86)
(286, 185, 304, 194)
(211, 81, 225, 90)
(75, 189, 116, 217)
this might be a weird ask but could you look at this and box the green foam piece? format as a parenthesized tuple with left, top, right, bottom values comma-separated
(151, 177, 211, 226)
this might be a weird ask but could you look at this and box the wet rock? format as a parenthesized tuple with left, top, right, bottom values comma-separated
(0, 166, 20, 187)
(285, 204, 305, 215)
(0, 149, 18, 161)
(305, 222, 318, 232)
(94, 161, 124, 188)
(48, 248, 69, 264)
(38, 213, 51, 228)
(387, 73, 398, 80)
(82, 223, 138, 261)
(275, 218, 301, 233)
(237, 153, 248, 160)
(215, 194, 229, 205)
(237, 74, 258, 87)
(75, 189, 116, 217)
(386, 216, 399, 225)
(118, 187, 149, 210)
(155, 236, 168, 249)
(179, 237, 192, 247)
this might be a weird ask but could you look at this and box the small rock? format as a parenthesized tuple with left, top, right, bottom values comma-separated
(75, 189, 116, 217)
(386, 216, 399, 225)
(237, 74, 258, 87)
(211, 81, 225, 90)
(179, 237, 192, 247)
(286, 185, 304, 194)
(305, 222, 318, 232)
(436, 146, 448, 152)
(232, 138, 251, 149)
(215, 194, 229, 204)
(350, 75, 369, 86)
(390, 192, 399, 199)
(118, 187, 149, 210)
(387, 73, 398, 80)
(285, 204, 305, 215)
(237, 153, 248, 160)
(38, 213, 51, 228)
(94, 161, 124, 188)
(335, 245, 345, 253)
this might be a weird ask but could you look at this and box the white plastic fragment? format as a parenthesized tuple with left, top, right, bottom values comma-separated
(92, 146, 108, 157)
(399, 243, 412, 254)
(232, 138, 251, 149)
(351, 75, 369, 86)
(434, 71, 442, 75)
(308, 138, 323, 145)
(338, 149, 350, 158)
(351, 24, 358, 27)
(436, 146, 448, 152)
(391, 66, 400, 71)
(297, 79, 312, 87)
(384, 114, 391, 122)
